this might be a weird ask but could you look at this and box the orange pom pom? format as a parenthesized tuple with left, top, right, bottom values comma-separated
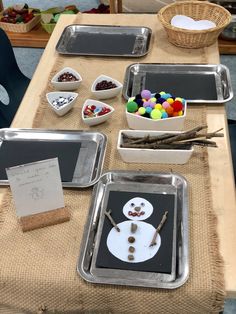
(166, 106, 174, 116)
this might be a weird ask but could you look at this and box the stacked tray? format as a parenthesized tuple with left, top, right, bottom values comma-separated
(77, 171, 189, 289)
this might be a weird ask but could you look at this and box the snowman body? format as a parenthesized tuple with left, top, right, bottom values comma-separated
(107, 197, 161, 263)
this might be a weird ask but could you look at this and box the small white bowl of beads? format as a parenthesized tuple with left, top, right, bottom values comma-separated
(91, 74, 123, 100)
(82, 99, 114, 126)
(126, 89, 187, 131)
(51, 67, 82, 91)
(46, 91, 78, 116)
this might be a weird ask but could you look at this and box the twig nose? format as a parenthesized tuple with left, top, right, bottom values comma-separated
(134, 206, 141, 212)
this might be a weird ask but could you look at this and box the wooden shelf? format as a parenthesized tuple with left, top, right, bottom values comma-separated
(4, 20, 236, 54)
(218, 37, 236, 54)
(6, 23, 50, 48)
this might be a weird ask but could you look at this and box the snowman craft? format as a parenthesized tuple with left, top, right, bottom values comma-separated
(105, 197, 168, 263)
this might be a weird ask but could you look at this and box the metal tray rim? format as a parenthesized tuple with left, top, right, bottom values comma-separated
(122, 63, 233, 104)
(56, 24, 152, 57)
(0, 128, 107, 188)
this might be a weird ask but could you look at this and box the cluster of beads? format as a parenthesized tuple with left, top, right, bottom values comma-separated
(52, 96, 75, 109)
(126, 89, 185, 120)
(83, 104, 111, 119)
(128, 211, 145, 217)
(95, 80, 117, 91)
(57, 72, 79, 82)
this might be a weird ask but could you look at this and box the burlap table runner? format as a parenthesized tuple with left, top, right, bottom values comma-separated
(0, 14, 225, 314)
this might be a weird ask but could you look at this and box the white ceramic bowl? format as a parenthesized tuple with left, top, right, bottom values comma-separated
(46, 91, 78, 116)
(51, 67, 82, 91)
(82, 99, 114, 126)
(117, 130, 193, 164)
(91, 74, 123, 100)
(126, 102, 187, 131)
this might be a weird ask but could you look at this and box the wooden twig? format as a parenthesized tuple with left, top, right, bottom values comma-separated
(121, 143, 192, 150)
(121, 125, 223, 150)
(189, 140, 218, 147)
(104, 210, 120, 232)
(149, 211, 168, 247)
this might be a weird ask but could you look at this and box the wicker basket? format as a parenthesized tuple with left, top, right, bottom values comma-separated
(158, 0, 232, 48)
(0, 14, 40, 33)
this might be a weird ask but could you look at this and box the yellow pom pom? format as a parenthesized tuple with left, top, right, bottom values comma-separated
(150, 97, 157, 103)
(150, 109, 162, 120)
(167, 98, 174, 104)
(154, 103, 162, 110)
(138, 107, 146, 115)
(175, 97, 182, 102)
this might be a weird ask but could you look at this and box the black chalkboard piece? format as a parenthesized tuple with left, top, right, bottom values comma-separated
(145, 72, 217, 100)
(96, 191, 175, 274)
(67, 33, 136, 55)
(0, 140, 81, 182)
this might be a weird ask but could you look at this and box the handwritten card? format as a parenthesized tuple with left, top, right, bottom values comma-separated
(6, 158, 65, 217)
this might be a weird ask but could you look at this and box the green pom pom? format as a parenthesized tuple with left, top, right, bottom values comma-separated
(127, 101, 138, 113)
(150, 109, 162, 120)
(138, 107, 146, 115)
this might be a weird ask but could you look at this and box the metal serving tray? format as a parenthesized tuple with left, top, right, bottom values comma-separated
(78, 171, 189, 289)
(123, 63, 233, 103)
(0, 129, 107, 188)
(56, 24, 152, 57)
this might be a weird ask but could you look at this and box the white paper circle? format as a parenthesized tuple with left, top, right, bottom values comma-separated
(193, 20, 216, 30)
(122, 197, 153, 221)
(107, 220, 161, 263)
(171, 14, 216, 30)
(171, 15, 194, 29)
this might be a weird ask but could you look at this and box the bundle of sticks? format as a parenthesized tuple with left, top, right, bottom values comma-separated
(121, 125, 224, 150)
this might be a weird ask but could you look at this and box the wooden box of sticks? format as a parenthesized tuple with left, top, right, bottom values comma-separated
(117, 125, 222, 164)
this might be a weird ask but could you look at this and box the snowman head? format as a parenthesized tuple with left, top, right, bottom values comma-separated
(123, 197, 153, 221)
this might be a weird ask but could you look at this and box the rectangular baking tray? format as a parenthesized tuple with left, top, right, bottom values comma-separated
(77, 171, 189, 289)
(0, 129, 107, 188)
(123, 63, 233, 103)
(56, 24, 152, 57)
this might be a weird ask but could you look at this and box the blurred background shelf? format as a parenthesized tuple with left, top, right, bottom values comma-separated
(218, 38, 236, 54)
(4, 23, 50, 47)
(3, 24, 236, 52)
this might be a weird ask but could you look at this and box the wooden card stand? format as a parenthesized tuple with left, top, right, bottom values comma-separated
(19, 207, 70, 232)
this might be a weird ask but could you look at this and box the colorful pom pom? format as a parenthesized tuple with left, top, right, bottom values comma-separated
(141, 89, 152, 100)
(127, 101, 138, 113)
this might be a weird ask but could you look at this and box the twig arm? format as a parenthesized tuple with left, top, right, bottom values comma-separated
(105, 210, 120, 232)
(149, 211, 168, 247)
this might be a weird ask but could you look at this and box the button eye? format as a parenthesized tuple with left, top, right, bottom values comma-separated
(130, 203, 135, 207)
(140, 202, 145, 207)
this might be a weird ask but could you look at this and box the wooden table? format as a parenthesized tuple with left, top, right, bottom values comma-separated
(1, 13, 236, 299)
